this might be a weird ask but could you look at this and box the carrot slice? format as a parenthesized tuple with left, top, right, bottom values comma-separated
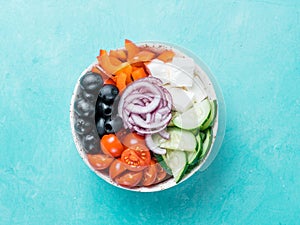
(116, 72, 127, 92)
(104, 78, 116, 85)
(132, 67, 147, 81)
(109, 56, 122, 66)
(116, 64, 132, 76)
(115, 64, 133, 85)
(156, 50, 175, 62)
(91, 66, 102, 75)
(97, 51, 129, 75)
(125, 39, 140, 60)
(129, 50, 156, 64)
(100, 49, 107, 56)
(91, 66, 111, 81)
(109, 50, 127, 61)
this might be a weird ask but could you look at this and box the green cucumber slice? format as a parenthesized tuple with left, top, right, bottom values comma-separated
(152, 127, 197, 152)
(200, 131, 206, 141)
(200, 100, 217, 130)
(201, 129, 213, 159)
(154, 153, 172, 175)
(187, 134, 202, 165)
(173, 99, 211, 130)
(163, 150, 187, 183)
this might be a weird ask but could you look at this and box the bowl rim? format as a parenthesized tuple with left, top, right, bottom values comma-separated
(70, 41, 226, 192)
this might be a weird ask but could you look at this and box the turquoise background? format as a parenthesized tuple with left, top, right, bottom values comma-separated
(1, 1, 299, 224)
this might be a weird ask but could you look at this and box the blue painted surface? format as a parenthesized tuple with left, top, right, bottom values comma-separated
(0, 1, 299, 224)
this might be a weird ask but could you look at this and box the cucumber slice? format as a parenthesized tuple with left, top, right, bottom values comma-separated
(163, 150, 187, 183)
(187, 134, 202, 165)
(152, 127, 197, 152)
(173, 99, 211, 130)
(154, 153, 172, 175)
(200, 131, 206, 141)
(201, 129, 213, 159)
(200, 100, 217, 130)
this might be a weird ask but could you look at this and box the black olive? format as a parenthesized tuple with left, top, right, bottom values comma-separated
(74, 118, 92, 135)
(99, 84, 119, 104)
(104, 117, 123, 134)
(82, 91, 97, 102)
(80, 72, 103, 94)
(74, 98, 94, 117)
(96, 98, 113, 118)
(82, 133, 100, 154)
(103, 118, 114, 134)
(96, 117, 106, 138)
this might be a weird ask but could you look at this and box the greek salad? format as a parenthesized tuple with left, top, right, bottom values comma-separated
(73, 40, 217, 188)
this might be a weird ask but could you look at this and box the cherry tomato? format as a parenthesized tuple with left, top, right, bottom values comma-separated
(109, 159, 127, 179)
(121, 144, 151, 171)
(101, 134, 124, 158)
(115, 171, 143, 187)
(143, 160, 157, 186)
(122, 133, 146, 148)
(155, 163, 167, 184)
(87, 154, 114, 171)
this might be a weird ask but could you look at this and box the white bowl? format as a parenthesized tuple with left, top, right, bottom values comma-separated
(70, 41, 226, 192)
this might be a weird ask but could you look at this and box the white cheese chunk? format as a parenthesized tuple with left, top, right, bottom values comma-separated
(163, 85, 194, 113)
(146, 59, 170, 85)
(187, 75, 207, 103)
(146, 57, 195, 88)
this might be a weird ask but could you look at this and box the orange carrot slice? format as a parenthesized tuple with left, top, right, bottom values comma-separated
(125, 39, 140, 60)
(156, 50, 175, 62)
(115, 64, 133, 85)
(100, 49, 107, 56)
(97, 51, 129, 75)
(116, 64, 132, 76)
(109, 56, 122, 66)
(116, 72, 127, 92)
(109, 50, 127, 61)
(91, 66, 102, 75)
(129, 50, 156, 64)
(104, 78, 116, 85)
(132, 67, 147, 81)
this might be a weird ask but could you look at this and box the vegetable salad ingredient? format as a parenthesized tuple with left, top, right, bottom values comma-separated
(96, 39, 176, 93)
(101, 134, 124, 158)
(122, 132, 146, 148)
(74, 39, 218, 188)
(117, 77, 172, 136)
(87, 154, 114, 170)
(121, 144, 151, 169)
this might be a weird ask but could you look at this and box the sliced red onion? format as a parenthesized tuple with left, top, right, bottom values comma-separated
(159, 129, 170, 140)
(125, 95, 161, 114)
(117, 77, 173, 154)
(145, 134, 166, 154)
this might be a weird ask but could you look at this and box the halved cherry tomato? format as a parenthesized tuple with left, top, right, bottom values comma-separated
(87, 154, 114, 171)
(143, 160, 157, 186)
(122, 133, 146, 148)
(101, 134, 124, 158)
(115, 171, 143, 188)
(109, 159, 127, 179)
(155, 163, 167, 184)
(121, 144, 151, 167)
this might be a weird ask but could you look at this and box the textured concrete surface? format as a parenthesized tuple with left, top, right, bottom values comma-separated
(0, 1, 299, 225)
